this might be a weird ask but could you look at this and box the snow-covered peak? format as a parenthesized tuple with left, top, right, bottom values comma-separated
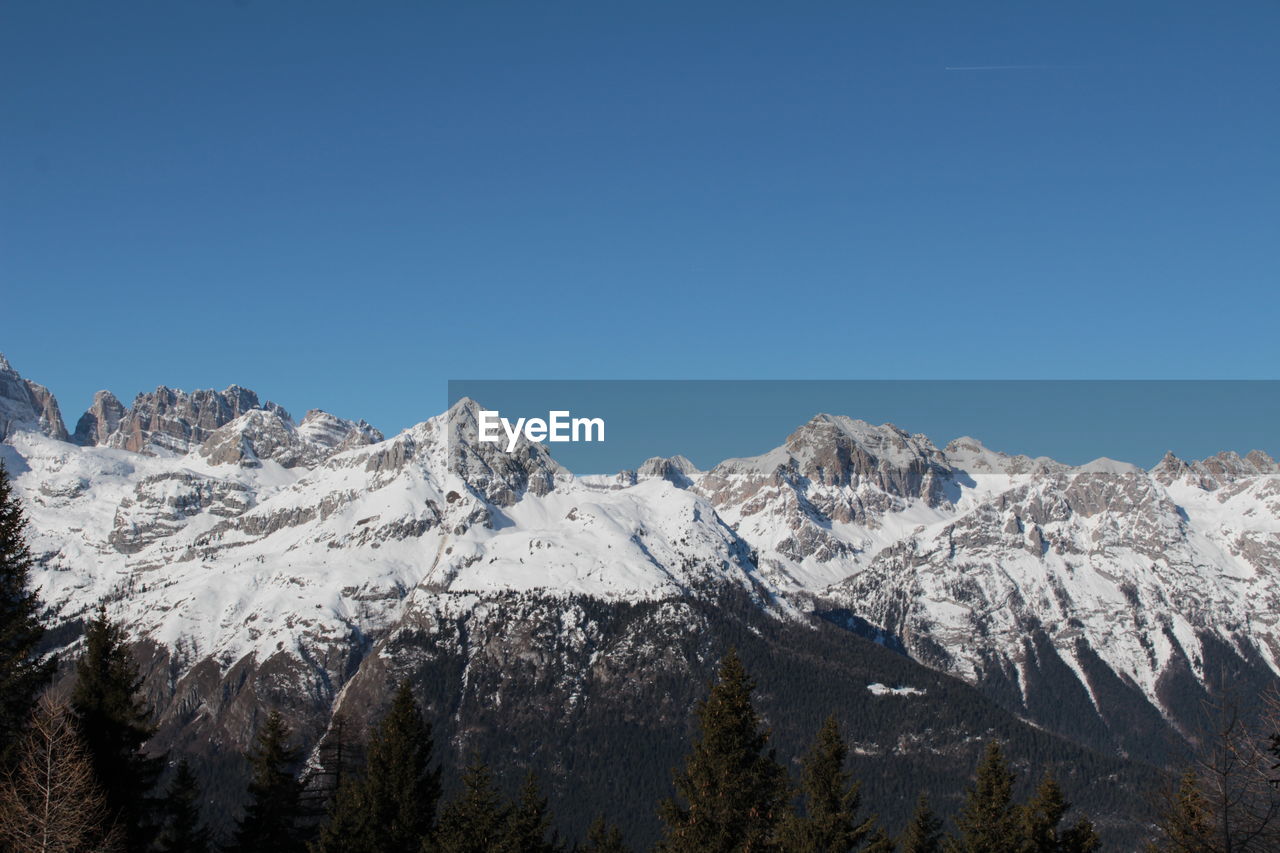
(1151, 448, 1279, 490)
(197, 408, 313, 468)
(4, 358, 1279, 766)
(1075, 457, 1145, 476)
(0, 353, 69, 442)
(943, 436, 1064, 477)
(297, 409, 384, 452)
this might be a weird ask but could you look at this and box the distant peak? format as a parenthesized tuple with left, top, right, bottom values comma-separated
(449, 396, 483, 414)
(1245, 449, 1278, 470)
(636, 454, 700, 488)
(0, 354, 69, 441)
(1076, 457, 1143, 476)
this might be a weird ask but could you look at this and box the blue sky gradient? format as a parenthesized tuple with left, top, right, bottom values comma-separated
(2, 2, 1277, 439)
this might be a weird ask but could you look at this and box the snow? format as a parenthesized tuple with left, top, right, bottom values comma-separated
(867, 683, 926, 697)
(3, 397, 1278, 727)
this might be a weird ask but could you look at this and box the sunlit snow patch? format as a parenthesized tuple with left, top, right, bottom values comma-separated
(866, 683, 926, 697)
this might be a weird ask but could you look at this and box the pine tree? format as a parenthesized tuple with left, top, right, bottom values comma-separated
(70, 605, 164, 852)
(1019, 774, 1100, 853)
(777, 714, 882, 852)
(436, 760, 510, 853)
(314, 682, 442, 853)
(230, 710, 306, 853)
(583, 815, 630, 853)
(0, 695, 122, 852)
(0, 460, 55, 767)
(156, 759, 210, 853)
(946, 741, 1020, 853)
(899, 795, 944, 853)
(657, 648, 790, 853)
(505, 772, 560, 853)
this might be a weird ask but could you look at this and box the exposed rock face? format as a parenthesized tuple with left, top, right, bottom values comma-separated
(102, 385, 286, 455)
(24, 381, 68, 442)
(943, 436, 1066, 477)
(437, 398, 568, 507)
(699, 415, 952, 515)
(587, 455, 701, 491)
(637, 455, 699, 488)
(696, 415, 957, 589)
(0, 356, 1275, 849)
(195, 409, 387, 469)
(0, 354, 69, 441)
(1152, 448, 1280, 490)
(297, 409, 384, 452)
(197, 409, 312, 468)
(73, 390, 127, 446)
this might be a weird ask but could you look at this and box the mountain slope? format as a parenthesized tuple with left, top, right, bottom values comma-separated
(2, 354, 1277, 846)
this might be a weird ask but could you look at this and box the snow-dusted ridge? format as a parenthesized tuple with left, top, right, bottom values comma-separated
(2, 352, 1279, 755)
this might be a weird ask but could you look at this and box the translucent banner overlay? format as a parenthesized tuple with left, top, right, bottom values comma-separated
(447, 380, 1279, 475)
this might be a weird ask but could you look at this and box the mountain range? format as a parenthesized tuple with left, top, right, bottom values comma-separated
(3, 352, 1277, 847)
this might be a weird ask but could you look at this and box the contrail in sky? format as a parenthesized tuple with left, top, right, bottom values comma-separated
(944, 65, 1079, 71)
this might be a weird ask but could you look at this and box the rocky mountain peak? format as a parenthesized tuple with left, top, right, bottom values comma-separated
(102, 384, 280, 455)
(1150, 450, 1190, 485)
(636, 454, 699, 488)
(73, 390, 127, 446)
(197, 408, 305, 467)
(781, 414, 950, 497)
(297, 409, 384, 452)
(197, 407, 386, 469)
(1151, 448, 1278, 490)
(1245, 449, 1278, 470)
(941, 436, 1063, 476)
(0, 353, 69, 441)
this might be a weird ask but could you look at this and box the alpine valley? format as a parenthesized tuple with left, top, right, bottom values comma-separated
(3, 353, 1278, 848)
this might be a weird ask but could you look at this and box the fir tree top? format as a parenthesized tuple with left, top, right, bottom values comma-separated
(658, 648, 789, 853)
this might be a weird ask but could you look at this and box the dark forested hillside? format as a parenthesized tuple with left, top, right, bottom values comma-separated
(132, 585, 1156, 849)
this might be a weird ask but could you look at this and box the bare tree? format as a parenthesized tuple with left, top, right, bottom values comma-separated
(0, 695, 122, 853)
(1151, 690, 1280, 852)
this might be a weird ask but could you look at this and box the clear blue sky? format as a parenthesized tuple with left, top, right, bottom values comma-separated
(2, 1, 1277, 437)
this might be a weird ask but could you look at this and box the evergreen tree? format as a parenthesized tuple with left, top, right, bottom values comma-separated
(436, 760, 510, 853)
(230, 710, 306, 853)
(582, 815, 630, 853)
(657, 648, 790, 853)
(156, 759, 211, 853)
(1019, 774, 1099, 853)
(70, 605, 163, 852)
(899, 795, 944, 853)
(505, 771, 560, 853)
(314, 682, 441, 853)
(946, 741, 1020, 853)
(777, 714, 882, 852)
(0, 460, 55, 766)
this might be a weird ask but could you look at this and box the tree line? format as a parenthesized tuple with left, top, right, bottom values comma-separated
(1, 460, 1279, 851)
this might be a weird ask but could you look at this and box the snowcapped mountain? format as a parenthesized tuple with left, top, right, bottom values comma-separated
(690, 412, 1280, 757)
(2, 352, 1276, 843)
